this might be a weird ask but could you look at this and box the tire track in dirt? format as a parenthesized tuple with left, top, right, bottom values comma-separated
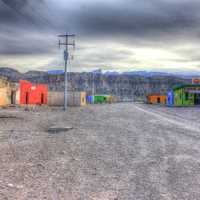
(134, 104, 200, 133)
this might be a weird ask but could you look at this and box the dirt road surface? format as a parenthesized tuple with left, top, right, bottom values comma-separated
(0, 103, 200, 200)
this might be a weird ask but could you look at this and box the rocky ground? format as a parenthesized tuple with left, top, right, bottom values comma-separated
(0, 103, 200, 200)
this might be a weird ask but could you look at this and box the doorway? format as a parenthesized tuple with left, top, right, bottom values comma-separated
(194, 93, 200, 105)
(157, 97, 161, 104)
(25, 92, 29, 104)
(41, 93, 44, 104)
(11, 91, 16, 104)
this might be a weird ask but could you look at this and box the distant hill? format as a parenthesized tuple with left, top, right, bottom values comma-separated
(0, 67, 22, 81)
(0, 68, 48, 82)
(122, 71, 175, 77)
(0, 67, 192, 100)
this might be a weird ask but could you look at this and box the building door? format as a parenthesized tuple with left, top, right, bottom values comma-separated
(25, 92, 29, 104)
(194, 94, 200, 105)
(41, 93, 44, 104)
(157, 97, 161, 103)
(11, 91, 16, 104)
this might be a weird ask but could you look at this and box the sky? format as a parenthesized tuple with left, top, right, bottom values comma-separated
(0, 0, 200, 72)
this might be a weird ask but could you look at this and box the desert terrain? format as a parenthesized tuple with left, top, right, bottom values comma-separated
(0, 103, 200, 200)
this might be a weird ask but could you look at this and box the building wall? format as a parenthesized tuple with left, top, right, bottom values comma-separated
(94, 95, 107, 104)
(167, 91, 174, 106)
(0, 78, 17, 107)
(86, 95, 94, 104)
(48, 92, 64, 106)
(80, 92, 87, 106)
(174, 88, 194, 106)
(20, 80, 48, 105)
(48, 91, 86, 107)
(16, 89, 20, 105)
(147, 95, 167, 104)
(0, 87, 10, 106)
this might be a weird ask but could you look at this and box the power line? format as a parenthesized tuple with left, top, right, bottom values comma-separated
(58, 33, 75, 111)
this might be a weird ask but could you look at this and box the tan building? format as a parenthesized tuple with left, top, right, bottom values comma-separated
(0, 77, 17, 107)
(48, 91, 86, 107)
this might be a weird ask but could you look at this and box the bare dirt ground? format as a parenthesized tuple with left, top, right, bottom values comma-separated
(0, 103, 200, 200)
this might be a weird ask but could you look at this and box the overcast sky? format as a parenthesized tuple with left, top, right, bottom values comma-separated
(0, 0, 200, 72)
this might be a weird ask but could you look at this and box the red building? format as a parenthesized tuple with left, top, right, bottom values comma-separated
(19, 80, 48, 105)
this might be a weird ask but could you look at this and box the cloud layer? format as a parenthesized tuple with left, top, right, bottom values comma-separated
(0, 0, 200, 72)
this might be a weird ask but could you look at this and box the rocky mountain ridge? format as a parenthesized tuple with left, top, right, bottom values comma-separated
(0, 67, 191, 100)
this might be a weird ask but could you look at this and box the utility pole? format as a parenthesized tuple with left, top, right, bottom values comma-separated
(58, 33, 75, 111)
(92, 72, 95, 97)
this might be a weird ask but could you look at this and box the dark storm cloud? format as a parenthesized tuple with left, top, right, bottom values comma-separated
(1, 0, 200, 70)
(74, 0, 200, 38)
(0, 0, 53, 31)
(0, 0, 57, 55)
(1, 0, 29, 9)
(0, 34, 55, 55)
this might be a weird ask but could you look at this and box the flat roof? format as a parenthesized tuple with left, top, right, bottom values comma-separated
(147, 94, 166, 96)
(173, 84, 200, 91)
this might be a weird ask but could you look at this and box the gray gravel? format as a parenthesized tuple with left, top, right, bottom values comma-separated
(0, 103, 200, 200)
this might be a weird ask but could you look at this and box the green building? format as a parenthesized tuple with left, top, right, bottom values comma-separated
(93, 95, 107, 104)
(167, 84, 200, 106)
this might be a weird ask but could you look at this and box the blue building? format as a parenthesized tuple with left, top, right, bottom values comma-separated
(167, 90, 174, 106)
(86, 95, 94, 104)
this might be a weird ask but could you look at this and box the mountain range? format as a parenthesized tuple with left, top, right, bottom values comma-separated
(0, 67, 193, 101)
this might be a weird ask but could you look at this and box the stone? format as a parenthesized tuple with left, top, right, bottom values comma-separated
(47, 126, 73, 133)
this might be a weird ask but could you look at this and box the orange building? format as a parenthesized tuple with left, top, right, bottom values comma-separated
(147, 94, 167, 105)
(192, 79, 200, 84)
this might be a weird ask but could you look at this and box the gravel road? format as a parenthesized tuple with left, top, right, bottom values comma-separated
(0, 103, 200, 200)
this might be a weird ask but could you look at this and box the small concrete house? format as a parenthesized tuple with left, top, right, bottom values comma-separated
(0, 77, 17, 107)
(147, 94, 167, 105)
(48, 91, 86, 107)
(167, 84, 200, 106)
(18, 80, 48, 105)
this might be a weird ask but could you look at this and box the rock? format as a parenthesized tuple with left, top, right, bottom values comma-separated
(47, 126, 73, 133)
(7, 183, 14, 188)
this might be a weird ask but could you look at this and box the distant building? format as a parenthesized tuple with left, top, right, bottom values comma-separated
(167, 84, 200, 106)
(147, 94, 167, 105)
(192, 79, 200, 84)
(18, 80, 48, 105)
(0, 77, 17, 107)
(48, 91, 86, 107)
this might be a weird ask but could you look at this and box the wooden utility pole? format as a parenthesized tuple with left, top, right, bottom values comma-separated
(58, 34, 75, 111)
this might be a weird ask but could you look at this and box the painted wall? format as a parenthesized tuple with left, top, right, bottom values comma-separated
(48, 91, 86, 107)
(147, 95, 167, 104)
(93, 95, 107, 104)
(106, 95, 117, 103)
(167, 91, 174, 106)
(173, 88, 194, 106)
(20, 80, 48, 105)
(87, 95, 117, 104)
(0, 87, 10, 106)
(0, 78, 17, 107)
(86, 95, 94, 104)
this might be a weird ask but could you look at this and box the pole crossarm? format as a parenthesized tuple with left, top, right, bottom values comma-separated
(58, 34, 75, 37)
(59, 43, 75, 46)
